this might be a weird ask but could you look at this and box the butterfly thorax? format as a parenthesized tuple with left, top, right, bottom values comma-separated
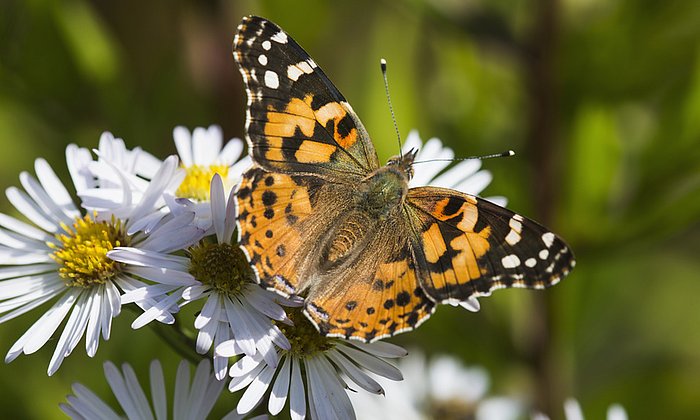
(319, 162, 411, 272)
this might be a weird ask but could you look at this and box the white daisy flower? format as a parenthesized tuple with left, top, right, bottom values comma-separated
(402, 129, 509, 313)
(67, 131, 162, 194)
(59, 359, 236, 419)
(0, 152, 198, 375)
(111, 174, 290, 380)
(220, 306, 407, 420)
(350, 351, 522, 420)
(532, 398, 628, 420)
(72, 125, 251, 231)
(173, 125, 252, 203)
(69, 133, 186, 236)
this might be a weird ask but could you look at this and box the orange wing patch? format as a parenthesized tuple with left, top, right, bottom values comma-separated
(305, 246, 436, 342)
(408, 190, 494, 302)
(236, 167, 314, 295)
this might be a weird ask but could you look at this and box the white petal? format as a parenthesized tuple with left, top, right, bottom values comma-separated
(121, 363, 155, 420)
(237, 364, 275, 414)
(327, 349, 383, 394)
(289, 358, 306, 420)
(66, 144, 97, 194)
(0, 213, 52, 242)
(85, 287, 103, 356)
(305, 356, 354, 419)
(219, 138, 244, 166)
(125, 266, 195, 286)
(6, 186, 56, 232)
(20, 170, 74, 225)
(229, 354, 265, 377)
(429, 159, 481, 189)
(564, 399, 585, 420)
(195, 293, 222, 330)
(149, 360, 168, 420)
(173, 126, 194, 167)
(269, 355, 291, 415)
(459, 296, 481, 312)
(350, 340, 408, 358)
(192, 126, 222, 165)
(453, 170, 492, 196)
(485, 195, 508, 207)
(223, 297, 256, 356)
(337, 344, 403, 380)
(107, 247, 190, 271)
(34, 158, 80, 219)
(21, 291, 77, 355)
(401, 130, 422, 155)
(67, 382, 121, 420)
(228, 360, 265, 392)
(210, 174, 226, 244)
(607, 404, 628, 420)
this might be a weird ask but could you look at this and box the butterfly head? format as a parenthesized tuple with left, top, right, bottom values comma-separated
(387, 147, 417, 181)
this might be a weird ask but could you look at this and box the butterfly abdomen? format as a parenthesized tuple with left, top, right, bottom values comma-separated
(320, 212, 373, 270)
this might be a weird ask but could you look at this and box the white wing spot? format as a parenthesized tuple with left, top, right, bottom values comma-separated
(262, 40, 271, 50)
(258, 54, 268, 66)
(525, 258, 537, 268)
(287, 60, 315, 81)
(505, 230, 521, 245)
(307, 59, 318, 68)
(264, 70, 279, 89)
(510, 216, 523, 233)
(271, 31, 288, 44)
(287, 65, 303, 81)
(542, 232, 555, 248)
(501, 254, 521, 269)
(539, 249, 549, 259)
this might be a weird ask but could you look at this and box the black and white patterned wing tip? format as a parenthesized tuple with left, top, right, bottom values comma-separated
(479, 201, 576, 293)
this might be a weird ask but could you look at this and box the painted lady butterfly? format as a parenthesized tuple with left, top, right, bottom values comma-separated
(233, 16, 575, 342)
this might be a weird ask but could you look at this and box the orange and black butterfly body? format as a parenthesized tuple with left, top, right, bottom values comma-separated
(233, 16, 575, 342)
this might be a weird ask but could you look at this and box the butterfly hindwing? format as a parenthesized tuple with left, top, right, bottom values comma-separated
(304, 235, 436, 342)
(236, 166, 322, 294)
(233, 16, 379, 180)
(407, 187, 575, 303)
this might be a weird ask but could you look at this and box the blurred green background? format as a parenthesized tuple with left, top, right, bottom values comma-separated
(1, 0, 699, 418)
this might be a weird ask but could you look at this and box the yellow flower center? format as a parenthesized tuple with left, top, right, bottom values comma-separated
(188, 242, 254, 295)
(50, 214, 128, 288)
(278, 307, 335, 356)
(176, 164, 229, 201)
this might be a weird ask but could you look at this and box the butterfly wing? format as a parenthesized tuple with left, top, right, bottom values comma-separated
(233, 16, 380, 180)
(237, 165, 436, 342)
(236, 166, 327, 295)
(406, 187, 575, 303)
(304, 223, 436, 342)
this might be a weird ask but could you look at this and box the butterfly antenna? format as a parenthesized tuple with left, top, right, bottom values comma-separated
(413, 150, 515, 164)
(381, 58, 403, 158)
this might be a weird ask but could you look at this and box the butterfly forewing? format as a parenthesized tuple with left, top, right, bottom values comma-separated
(406, 187, 575, 302)
(233, 16, 379, 180)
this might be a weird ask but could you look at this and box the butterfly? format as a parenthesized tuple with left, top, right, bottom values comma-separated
(232, 16, 575, 342)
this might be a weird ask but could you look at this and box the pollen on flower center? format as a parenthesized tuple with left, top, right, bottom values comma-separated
(278, 307, 334, 356)
(50, 214, 128, 288)
(176, 164, 229, 201)
(188, 242, 253, 295)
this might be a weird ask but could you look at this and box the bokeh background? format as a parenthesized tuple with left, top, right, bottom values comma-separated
(2, 0, 699, 418)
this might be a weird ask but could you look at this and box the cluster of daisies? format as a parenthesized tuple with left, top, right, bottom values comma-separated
(0, 126, 623, 419)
